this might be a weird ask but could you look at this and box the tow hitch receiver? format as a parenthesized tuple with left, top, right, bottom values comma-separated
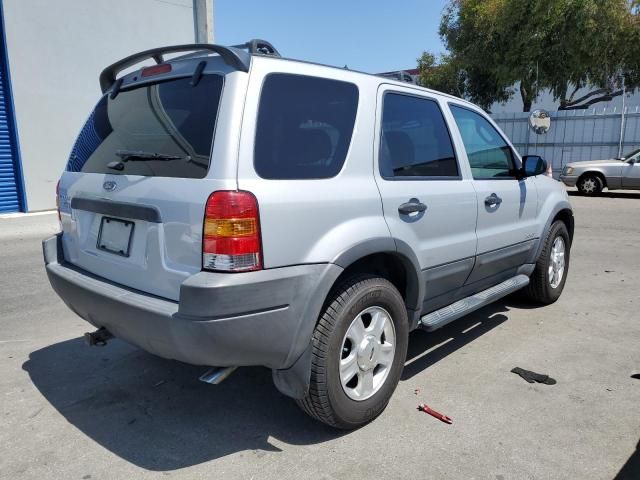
(84, 327, 113, 346)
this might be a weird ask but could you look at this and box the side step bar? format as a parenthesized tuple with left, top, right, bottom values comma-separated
(419, 274, 530, 332)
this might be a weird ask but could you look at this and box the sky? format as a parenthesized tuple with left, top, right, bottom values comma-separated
(214, 0, 449, 74)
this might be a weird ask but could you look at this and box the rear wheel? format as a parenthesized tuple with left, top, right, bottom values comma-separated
(577, 174, 603, 196)
(297, 275, 408, 429)
(523, 221, 570, 304)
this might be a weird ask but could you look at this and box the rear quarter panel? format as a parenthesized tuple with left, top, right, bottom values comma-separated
(236, 58, 390, 268)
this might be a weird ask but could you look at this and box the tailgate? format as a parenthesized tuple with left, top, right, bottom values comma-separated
(58, 72, 234, 301)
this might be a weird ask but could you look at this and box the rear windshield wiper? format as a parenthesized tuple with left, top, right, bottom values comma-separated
(115, 149, 189, 161)
(107, 150, 192, 171)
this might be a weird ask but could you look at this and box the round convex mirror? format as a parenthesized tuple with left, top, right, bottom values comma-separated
(529, 109, 551, 134)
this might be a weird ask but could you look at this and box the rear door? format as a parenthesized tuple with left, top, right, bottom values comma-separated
(59, 61, 243, 301)
(374, 86, 478, 311)
(448, 103, 538, 285)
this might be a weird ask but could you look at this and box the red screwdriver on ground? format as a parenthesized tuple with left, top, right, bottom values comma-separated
(418, 404, 453, 424)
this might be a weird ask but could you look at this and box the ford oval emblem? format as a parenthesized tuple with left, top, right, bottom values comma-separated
(103, 181, 117, 192)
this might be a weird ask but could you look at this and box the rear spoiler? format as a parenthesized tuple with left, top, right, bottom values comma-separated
(99, 39, 280, 94)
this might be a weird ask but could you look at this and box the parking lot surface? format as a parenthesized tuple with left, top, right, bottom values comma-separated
(1, 190, 639, 480)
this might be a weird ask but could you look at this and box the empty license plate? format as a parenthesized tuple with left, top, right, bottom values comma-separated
(97, 217, 134, 257)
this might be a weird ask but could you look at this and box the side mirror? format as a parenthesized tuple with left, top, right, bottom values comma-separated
(629, 158, 637, 165)
(521, 155, 547, 177)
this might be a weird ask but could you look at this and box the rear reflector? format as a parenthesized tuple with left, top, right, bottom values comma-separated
(141, 63, 172, 77)
(203, 191, 262, 272)
(56, 180, 61, 222)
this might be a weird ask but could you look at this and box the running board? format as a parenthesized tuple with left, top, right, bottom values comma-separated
(419, 274, 530, 332)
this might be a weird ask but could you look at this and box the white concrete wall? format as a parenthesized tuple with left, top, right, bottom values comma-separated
(3, 0, 195, 211)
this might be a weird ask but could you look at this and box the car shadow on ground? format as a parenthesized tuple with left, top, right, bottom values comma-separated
(615, 438, 640, 479)
(22, 295, 534, 471)
(568, 190, 640, 200)
(401, 298, 526, 380)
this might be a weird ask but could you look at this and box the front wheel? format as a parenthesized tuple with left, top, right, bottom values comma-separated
(577, 174, 603, 196)
(296, 275, 409, 429)
(523, 221, 571, 304)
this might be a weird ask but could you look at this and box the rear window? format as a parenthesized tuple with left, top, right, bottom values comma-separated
(66, 75, 223, 178)
(254, 74, 359, 179)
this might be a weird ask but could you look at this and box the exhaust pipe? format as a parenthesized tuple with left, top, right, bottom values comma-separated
(84, 327, 113, 346)
(199, 366, 237, 385)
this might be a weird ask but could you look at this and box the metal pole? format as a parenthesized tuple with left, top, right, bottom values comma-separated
(618, 78, 626, 158)
(193, 0, 214, 44)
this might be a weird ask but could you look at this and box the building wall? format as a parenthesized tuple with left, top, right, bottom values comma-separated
(3, 0, 195, 211)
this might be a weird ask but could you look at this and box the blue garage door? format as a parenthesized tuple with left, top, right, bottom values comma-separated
(0, 6, 24, 213)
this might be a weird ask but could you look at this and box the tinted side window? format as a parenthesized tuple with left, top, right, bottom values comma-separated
(380, 94, 458, 178)
(449, 105, 516, 179)
(254, 74, 358, 179)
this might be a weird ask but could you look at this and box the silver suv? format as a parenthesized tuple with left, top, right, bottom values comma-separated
(43, 40, 574, 429)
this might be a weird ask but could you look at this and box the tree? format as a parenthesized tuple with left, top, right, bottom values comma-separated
(430, 0, 640, 112)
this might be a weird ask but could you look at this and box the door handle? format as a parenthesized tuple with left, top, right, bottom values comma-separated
(398, 201, 427, 215)
(484, 193, 503, 207)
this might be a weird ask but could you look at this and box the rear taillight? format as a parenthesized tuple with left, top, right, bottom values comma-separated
(202, 191, 262, 272)
(56, 180, 61, 222)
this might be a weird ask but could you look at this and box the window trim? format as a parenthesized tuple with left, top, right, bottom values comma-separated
(252, 72, 360, 181)
(447, 102, 520, 181)
(378, 91, 462, 182)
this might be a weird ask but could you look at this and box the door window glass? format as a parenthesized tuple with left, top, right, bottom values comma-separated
(379, 93, 458, 178)
(450, 105, 516, 179)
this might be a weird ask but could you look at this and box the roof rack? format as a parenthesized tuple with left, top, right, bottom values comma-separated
(230, 39, 280, 57)
(99, 39, 280, 94)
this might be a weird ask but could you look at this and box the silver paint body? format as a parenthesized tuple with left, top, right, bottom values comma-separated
(57, 52, 571, 316)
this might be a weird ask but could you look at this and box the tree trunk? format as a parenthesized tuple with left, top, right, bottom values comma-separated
(520, 81, 533, 112)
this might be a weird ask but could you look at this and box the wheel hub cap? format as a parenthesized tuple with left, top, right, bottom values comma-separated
(583, 178, 596, 193)
(339, 306, 396, 401)
(357, 336, 379, 370)
(548, 236, 566, 289)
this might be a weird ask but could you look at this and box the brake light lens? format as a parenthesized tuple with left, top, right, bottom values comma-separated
(203, 191, 262, 272)
(141, 63, 172, 77)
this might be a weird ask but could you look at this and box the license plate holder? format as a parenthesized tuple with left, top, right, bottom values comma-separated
(97, 217, 134, 257)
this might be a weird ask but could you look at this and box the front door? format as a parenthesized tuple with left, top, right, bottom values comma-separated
(448, 103, 539, 285)
(622, 158, 640, 188)
(374, 86, 478, 312)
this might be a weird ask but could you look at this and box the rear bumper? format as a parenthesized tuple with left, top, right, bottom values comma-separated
(43, 234, 342, 372)
(559, 175, 578, 187)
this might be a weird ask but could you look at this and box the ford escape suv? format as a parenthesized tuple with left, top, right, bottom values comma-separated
(43, 39, 574, 429)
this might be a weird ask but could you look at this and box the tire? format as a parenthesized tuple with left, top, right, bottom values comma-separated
(523, 220, 571, 305)
(297, 274, 409, 429)
(577, 174, 603, 196)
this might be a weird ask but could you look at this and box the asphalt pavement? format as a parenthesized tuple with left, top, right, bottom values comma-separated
(0, 190, 639, 479)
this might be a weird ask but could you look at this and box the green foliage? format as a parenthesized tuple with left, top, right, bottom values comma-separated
(428, 0, 640, 112)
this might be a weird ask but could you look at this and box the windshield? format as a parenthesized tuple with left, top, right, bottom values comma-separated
(623, 148, 640, 159)
(66, 74, 223, 178)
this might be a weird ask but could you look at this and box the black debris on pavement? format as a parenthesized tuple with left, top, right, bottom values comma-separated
(511, 367, 557, 385)
(631, 374, 640, 380)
